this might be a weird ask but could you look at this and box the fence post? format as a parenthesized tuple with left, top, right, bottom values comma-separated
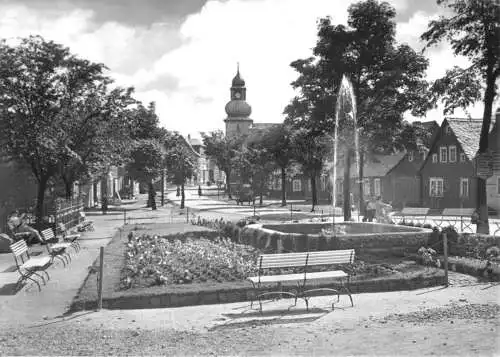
(186, 207, 189, 223)
(443, 232, 448, 287)
(123, 209, 127, 225)
(97, 246, 104, 310)
(290, 203, 293, 222)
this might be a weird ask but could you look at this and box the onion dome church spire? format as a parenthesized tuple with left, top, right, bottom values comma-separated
(224, 63, 253, 137)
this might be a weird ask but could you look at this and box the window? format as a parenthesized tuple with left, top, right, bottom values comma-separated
(449, 146, 457, 163)
(408, 151, 414, 162)
(336, 180, 343, 194)
(432, 154, 438, 163)
(374, 178, 381, 197)
(363, 179, 371, 196)
(429, 177, 444, 197)
(497, 177, 500, 195)
(460, 153, 466, 162)
(446, 126, 452, 135)
(292, 179, 301, 192)
(440, 147, 447, 163)
(460, 178, 469, 198)
(276, 178, 282, 190)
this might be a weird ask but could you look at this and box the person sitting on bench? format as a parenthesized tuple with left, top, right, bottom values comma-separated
(7, 212, 44, 245)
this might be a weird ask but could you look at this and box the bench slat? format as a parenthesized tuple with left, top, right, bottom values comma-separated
(307, 257, 353, 265)
(401, 207, 429, 215)
(41, 229, 55, 240)
(10, 240, 28, 256)
(442, 208, 475, 216)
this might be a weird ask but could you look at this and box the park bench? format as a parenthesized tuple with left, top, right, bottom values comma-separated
(77, 211, 94, 232)
(395, 207, 430, 225)
(56, 223, 81, 252)
(10, 240, 52, 291)
(247, 249, 355, 312)
(40, 228, 74, 267)
(438, 208, 476, 233)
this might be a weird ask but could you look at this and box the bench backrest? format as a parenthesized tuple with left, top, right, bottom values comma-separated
(401, 207, 429, 216)
(40, 228, 55, 241)
(442, 208, 475, 216)
(10, 240, 29, 265)
(259, 249, 355, 270)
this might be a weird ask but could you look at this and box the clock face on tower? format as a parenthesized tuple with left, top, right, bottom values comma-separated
(234, 92, 241, 99)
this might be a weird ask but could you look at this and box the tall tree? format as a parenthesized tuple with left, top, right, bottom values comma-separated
(0, 36, 113, 227)
(125, 140, 165, 210)
(285, 0, 430, 219)
(421, 0, 500, 234)
(260, 124, 295, 206)
(201, 131, 242, 199)
(291, 128, 331, 212)
(164, 134, 196, 209)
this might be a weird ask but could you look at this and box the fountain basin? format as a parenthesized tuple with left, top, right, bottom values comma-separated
(240, 222, 431, 253)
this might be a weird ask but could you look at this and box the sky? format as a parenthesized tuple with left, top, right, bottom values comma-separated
(0, 0, 489, 138)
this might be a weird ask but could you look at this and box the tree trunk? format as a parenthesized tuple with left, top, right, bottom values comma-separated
(259, 180, 264, 206)
(148, 180, 157, 210)
(310, 173, 317, 212)
(180, 182, 185, 209)
(35, 176, 49, 231)
(93, 181, 99, 207)
(225, 171, 232, 199)
(63, 178, 73, 200)
(476, 68, 495, 234)
(101, 176, 108, 214)
(343, 149, 352, 221)
(281, 167, 287, 206)
(358, 151, 365, 218)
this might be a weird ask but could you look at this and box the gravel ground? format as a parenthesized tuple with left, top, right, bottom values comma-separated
(0, 303, 498, 356)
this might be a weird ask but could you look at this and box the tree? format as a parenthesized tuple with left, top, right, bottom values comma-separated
(291, 128, 331, 212)
(201, 131, 242, 199)
(285, 0, 430, 219)
(421, 0, 500, 234)
(0, 36, 113, 227)
(126, 140, 165, 210)
(164, 134, 197, 209)
(260, 124, 295, 206)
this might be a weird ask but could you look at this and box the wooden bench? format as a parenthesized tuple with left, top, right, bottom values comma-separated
(40, 228, 74, 267)
(77, 212, 94, 232)
(395, 207, 430, 225)
(10, 240, 52, 291)
(247, 249, 355, 312)
(439, 208, 475, 232)
(56, 223, 81, 252)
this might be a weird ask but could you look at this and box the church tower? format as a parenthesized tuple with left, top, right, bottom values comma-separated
(224, 64, 253, 137)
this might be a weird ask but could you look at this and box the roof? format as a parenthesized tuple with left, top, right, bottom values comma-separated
(325, 153, 406, 178)
(445, 117, 484, 159)
(188, 137, 203, 147)
(251, 123, 280, 131)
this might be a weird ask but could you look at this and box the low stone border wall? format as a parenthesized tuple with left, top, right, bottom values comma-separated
(70, 273, 445, 312)
(239, 223, 431, 253)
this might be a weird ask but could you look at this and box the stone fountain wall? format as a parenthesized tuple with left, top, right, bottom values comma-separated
(239, 223, 431, 254)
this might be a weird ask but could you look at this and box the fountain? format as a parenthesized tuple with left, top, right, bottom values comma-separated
(242, 74, 432, 253)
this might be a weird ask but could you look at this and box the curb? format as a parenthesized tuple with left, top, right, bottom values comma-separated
(69, 274, 446, 312)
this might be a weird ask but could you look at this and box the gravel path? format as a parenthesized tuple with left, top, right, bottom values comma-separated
(0, 278, 498, 356)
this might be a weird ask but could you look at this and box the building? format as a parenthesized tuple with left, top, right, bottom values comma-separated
(485, 108, 500, 212)
(419, 116, 496, 209)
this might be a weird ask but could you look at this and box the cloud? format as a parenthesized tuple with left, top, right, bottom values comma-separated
(0, 0, 486, 136)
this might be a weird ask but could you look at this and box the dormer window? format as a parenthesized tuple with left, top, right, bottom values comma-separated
(449, 146, 457, 163)
(445, 126, 452, 135)
(432, 154, 438, 163)
(408, 151, 414, 162)
(460, 153, 466, 162)
(440, 147, 448, 163)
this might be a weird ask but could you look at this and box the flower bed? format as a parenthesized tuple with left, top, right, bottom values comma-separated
(121, 232, 440, 290)
(122, 234, 260, 289)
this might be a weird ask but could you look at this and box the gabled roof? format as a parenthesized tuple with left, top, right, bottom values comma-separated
(325, 153, 406, 178)
(445, 117, 484, 159)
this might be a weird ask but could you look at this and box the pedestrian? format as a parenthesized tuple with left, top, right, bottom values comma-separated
(364, 197, 376, 222)
(198, 185, 202, 197)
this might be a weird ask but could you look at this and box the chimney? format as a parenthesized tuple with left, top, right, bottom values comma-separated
(187, 134, 191, 141)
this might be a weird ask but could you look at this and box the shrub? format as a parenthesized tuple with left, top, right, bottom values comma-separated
(423, 224, 433, 229)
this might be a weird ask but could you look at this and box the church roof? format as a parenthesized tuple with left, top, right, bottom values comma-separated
(232, 64, 245, 87)
(225, 99, 252, 118)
